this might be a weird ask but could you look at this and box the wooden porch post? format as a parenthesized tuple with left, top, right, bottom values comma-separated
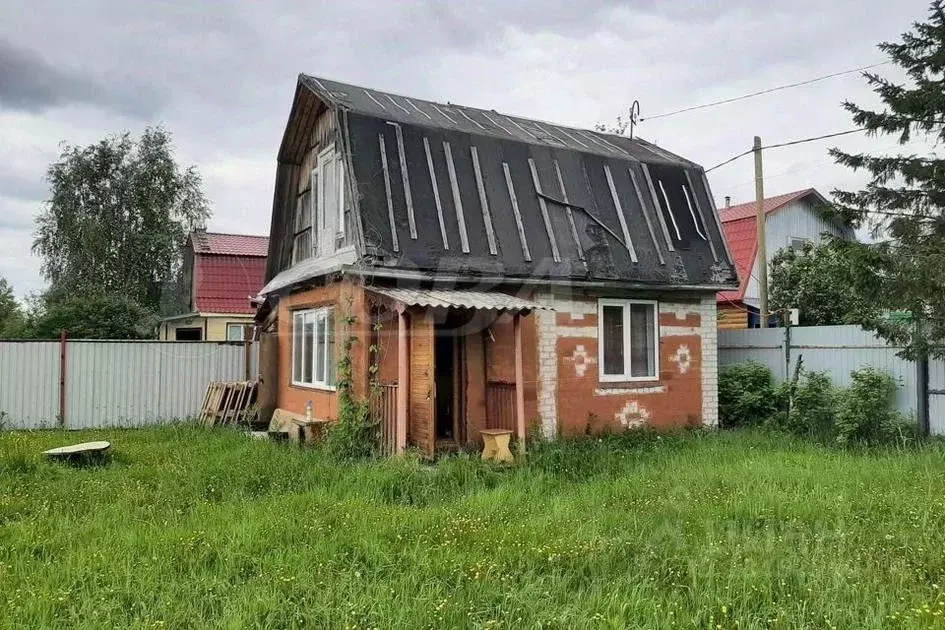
(396, 308, 409, 454)
(513, 312, 526, 448)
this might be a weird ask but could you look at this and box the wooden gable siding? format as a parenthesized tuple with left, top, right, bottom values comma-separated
(298, 109, 338, 195)
(408, 311, 435, 456)
(718, 304, 748, 329)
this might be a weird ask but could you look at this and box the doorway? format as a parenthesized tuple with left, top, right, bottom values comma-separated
(434, 312, 468, 445)
(175, 327, 202, 341)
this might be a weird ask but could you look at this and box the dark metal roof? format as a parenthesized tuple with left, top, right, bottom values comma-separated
(289, 75, 737, 287)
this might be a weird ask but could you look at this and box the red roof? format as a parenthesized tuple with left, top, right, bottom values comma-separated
(717, 188, 819, 304)
(719, 188, 817, 223)
(717, 216, 758, 303)
(191, 231, 269, 257)
(195, 254, 267, 314)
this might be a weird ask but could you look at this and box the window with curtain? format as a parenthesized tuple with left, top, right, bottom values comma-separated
(291, 307, 336, 389)
(598, 299, 658, 381)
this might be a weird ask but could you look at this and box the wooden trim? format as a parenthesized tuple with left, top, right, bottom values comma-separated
(513, 313, 526, 448)
(396, 310, 409, 454)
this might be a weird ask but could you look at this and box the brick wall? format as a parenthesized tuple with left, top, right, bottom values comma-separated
(535, 291, 718, 437)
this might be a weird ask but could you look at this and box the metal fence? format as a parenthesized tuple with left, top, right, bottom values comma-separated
(0, 340, 256, 430)
(718, 325, 933, 429)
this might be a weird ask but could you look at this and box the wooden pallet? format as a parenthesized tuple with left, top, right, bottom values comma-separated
(200, 381, 258, 427)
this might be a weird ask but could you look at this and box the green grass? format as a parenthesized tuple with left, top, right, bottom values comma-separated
(3, 427, 945, 629)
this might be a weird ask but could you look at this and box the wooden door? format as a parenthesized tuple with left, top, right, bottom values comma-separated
(408, 311, 436, 457)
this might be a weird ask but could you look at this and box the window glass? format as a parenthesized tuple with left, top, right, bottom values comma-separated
(315, 313, 326, 382)
(629, 304, 656, 377)
(325, 310, 336, 386)
(302, 313, 314, 384)
(292, 312, 304, 382)
(599, 300, 658, 380)
(602, 305, 625, 376)
(226, 324, 245, 342)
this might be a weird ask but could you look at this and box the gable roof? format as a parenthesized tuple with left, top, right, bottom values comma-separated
(716, 188, 830, 303)
(192, 231, 269, 257)
(719, 188, 823, 223)
(267, 75, 737, 291)
(194, 255, 267, 314)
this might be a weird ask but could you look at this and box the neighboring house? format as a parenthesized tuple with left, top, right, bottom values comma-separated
(160, 231, 269, 341)
(717, 188, 855, 329)
(255, 74, 737, 456)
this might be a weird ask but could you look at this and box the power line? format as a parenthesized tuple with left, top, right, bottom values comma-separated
(706, 129, 866, 173)
(641, 61, 891, 122)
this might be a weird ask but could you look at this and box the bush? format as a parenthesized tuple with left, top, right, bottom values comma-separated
(772, 370, 838, 442)
(835, 367, 915, 446)
(718, 362, 778, 428)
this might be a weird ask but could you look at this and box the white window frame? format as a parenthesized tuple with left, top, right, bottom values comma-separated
(315, 144, 346, 238)
(598, 298, 660, 382)
(226, 323, 246, 342)
(290, 307, 336, 390)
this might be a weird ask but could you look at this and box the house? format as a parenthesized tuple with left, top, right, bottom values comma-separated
(159, 230, 269, 341)
(254, 74, 737, 456)
(716, 188, 855, 329)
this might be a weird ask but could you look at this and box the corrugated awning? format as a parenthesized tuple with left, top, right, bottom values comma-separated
(367, 287, 550, 312)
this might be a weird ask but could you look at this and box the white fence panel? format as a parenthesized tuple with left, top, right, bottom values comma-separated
(0, 340, 251, 430)
(719, 325, 920, 420)
(718, 328, 785, 380)
(0, 341, 60, 429)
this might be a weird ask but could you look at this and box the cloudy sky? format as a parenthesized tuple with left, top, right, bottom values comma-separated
(0, 0, 933, 298)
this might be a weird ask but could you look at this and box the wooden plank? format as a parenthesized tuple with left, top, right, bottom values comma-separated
(528, 158, 561, 262)
(503, 162, 531, 262)
(514, 313, 526, 449)
(409, 311, 435, 457)
(396, 310, 409, 454)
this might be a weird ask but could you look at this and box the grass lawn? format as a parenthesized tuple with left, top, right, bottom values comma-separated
(3, 428, 945, 629)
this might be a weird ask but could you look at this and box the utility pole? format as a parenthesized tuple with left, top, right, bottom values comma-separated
(754, 136, 768, 325)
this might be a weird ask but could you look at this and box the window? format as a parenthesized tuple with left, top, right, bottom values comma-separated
(789, 236, 811, 253)
(292, 178, 314, 264)
(316, 145, 346, 237)
(226, 323, 249, 342)
(598, 299, 659, 381)
(291, 307, 336, 389)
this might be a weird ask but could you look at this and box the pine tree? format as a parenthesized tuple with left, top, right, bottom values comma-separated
(831, 0, 945, 359)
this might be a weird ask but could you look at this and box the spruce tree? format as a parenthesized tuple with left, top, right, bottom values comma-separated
(831, 0, 945, 359)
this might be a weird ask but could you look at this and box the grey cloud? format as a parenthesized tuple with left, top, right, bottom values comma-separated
(0, 39, 160, 117)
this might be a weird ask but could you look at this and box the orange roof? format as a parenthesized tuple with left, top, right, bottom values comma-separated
(191, 231, 269, 257)
(716, 188, 821, 303)
(719, 188, 817, 223)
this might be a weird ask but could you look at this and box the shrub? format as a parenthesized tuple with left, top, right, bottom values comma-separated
(718, 362, 778, 428)
(835, 367, 914, 446)
(772, 370, 838, 442)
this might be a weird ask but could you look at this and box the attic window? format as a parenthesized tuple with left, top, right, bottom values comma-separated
(789, 236, 811, 252)
(292, 184, 313, 264)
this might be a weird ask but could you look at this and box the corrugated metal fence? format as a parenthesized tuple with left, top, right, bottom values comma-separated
(0, 340, 256, 430)
(718, 325, 936, 430)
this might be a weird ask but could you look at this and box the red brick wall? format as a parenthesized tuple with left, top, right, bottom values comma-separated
(274, 279, 371, 420)
(545, 296, 707, 436)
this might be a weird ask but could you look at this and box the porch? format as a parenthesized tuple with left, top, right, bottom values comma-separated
(367, 288, 544, 457)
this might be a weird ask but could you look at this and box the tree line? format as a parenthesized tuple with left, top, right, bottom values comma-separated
(1, 127, 208, 339)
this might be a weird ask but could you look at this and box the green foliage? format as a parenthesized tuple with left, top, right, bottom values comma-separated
(830, 1, 945, 359)
(32, 126, 209, 316)
(0, 277, 28, 338)
(770, 370, 838, 442)
(29, 292, 157, 339)
(7, 426, 945, 627)
(836, 367, 915, 446)
(769, 238, 881, 326)
(718, 362, 777, 428)
(322, 309, 378, 461)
